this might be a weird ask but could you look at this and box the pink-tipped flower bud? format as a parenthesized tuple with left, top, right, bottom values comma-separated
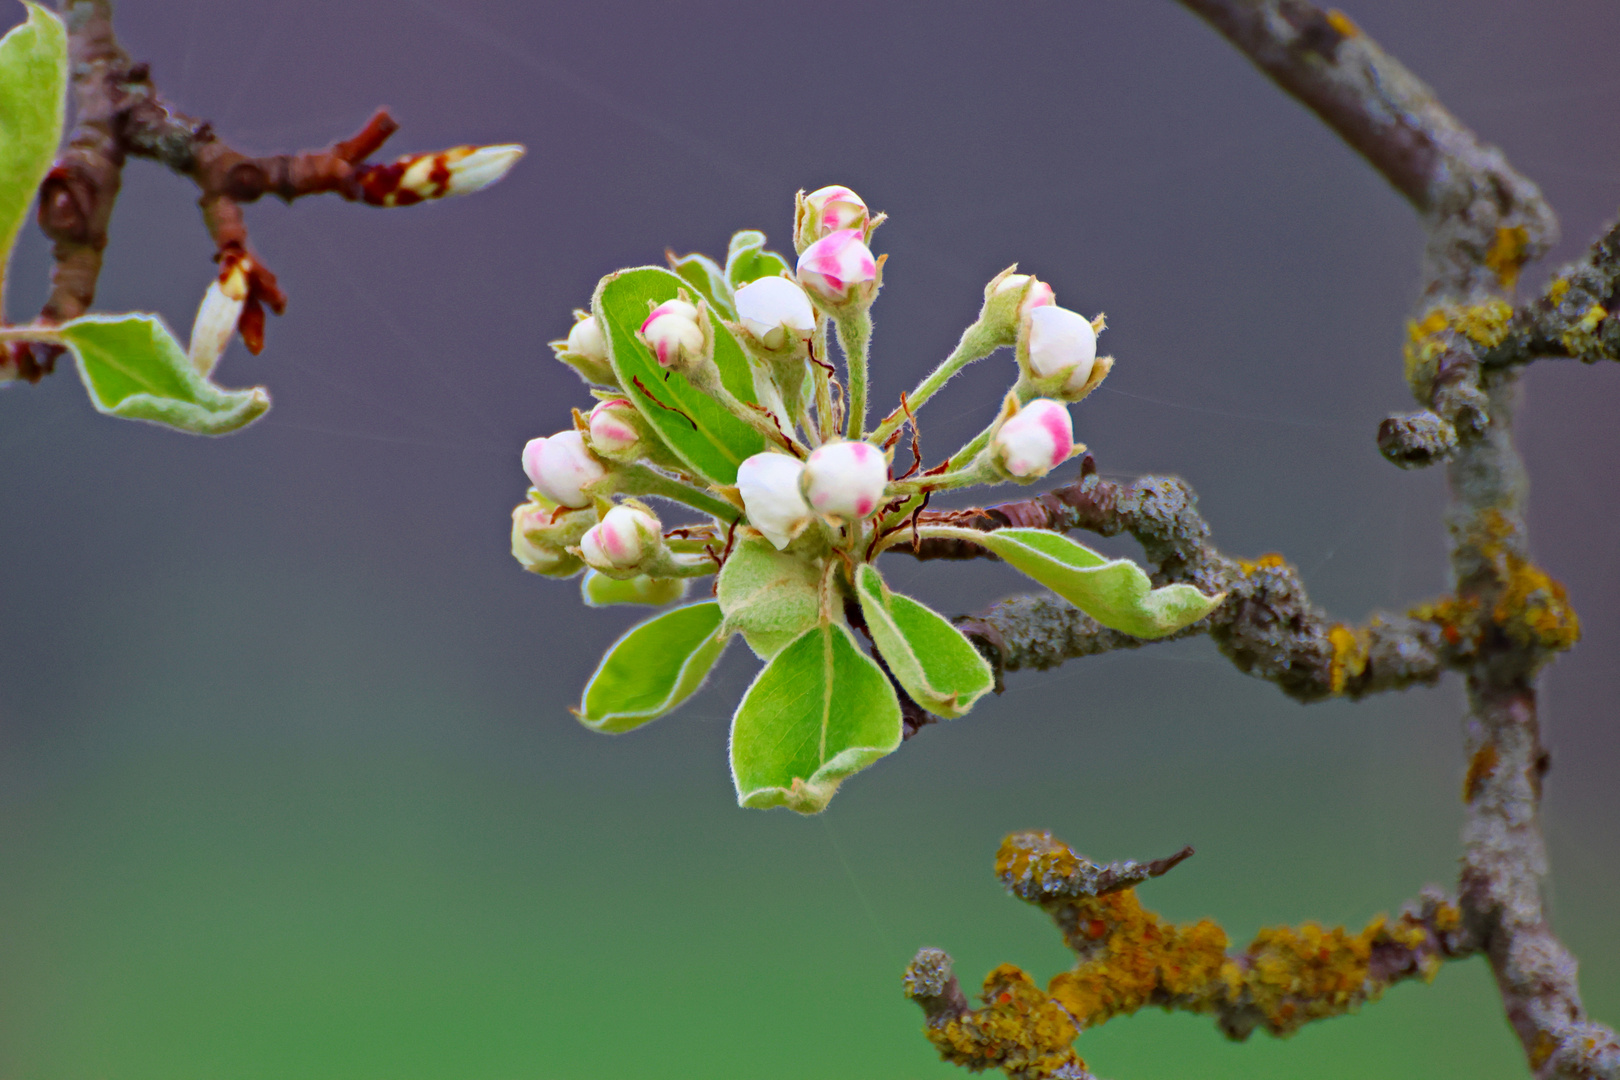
(994, 273, 1055, 318)
(799, 186, 869, 244)
(639, 298, 707, 370)
(802, 440, 888, 521)
(796, 230, 879, 311)
(735, 277, 817, 353)
(578, 504, 662, 572)
(737, 452, 815, 550)
(522, 429, 607, 508)
(567, 314, 608, 363)
(511, 500, 588, 578)
(978, 267, 1057, 346)
(992, 399, 1075, 480)
(1022, 306, 1098, 394)
(586, 397, 645, 460)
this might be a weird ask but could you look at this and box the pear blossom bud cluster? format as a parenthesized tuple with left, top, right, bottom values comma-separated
(579, 504, 662, 573)
(523, 429, 607, 508)
(797, 229, 879, 311)
(735, 277, 816, 355)
(992, 399, 1076, 480)
(640, 298, 707, 371)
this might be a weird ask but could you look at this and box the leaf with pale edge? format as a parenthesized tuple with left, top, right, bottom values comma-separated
(580, 570, 688, 608)
(961, 527, 1223, 638)
(59, 313, 269, 435)
(715, 537, 822, 660)
(0, 2, 65, 292)
(576, 601, 728, 733)
(724, 230, 792, 291)
(855, 564, 993, 719)
(667, 251, 735, 321)
(730, 620, 901, 814)
(594, 267, 768, 484)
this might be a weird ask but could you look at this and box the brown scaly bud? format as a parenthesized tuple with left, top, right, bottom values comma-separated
(214, 245, 286, 355)
(354, 144, 524, 207)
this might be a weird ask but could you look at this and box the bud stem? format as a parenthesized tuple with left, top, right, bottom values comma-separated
(870, 319, 1001, 444)
(614, 463, 740, 523)
(708, 381, 808, 456)
(835, 309, 873, 440)
(811, 320, 835, 446)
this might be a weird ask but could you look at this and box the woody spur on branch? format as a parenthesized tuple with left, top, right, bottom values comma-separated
(512, 186, 1225, 814)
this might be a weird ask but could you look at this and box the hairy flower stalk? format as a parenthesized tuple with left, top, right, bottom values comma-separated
(511, 185, 1217, 815)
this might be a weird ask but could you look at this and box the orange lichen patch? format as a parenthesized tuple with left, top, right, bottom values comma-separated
(996, 833, 1083, 890)
(1046, 888, 1233, 1028)
(925, 964, 1088, 1078)
(1464, 743, 1500, 802)
(1492, 553, 1580, 653)
(1531, 1030, 1560, 1070)
(1560, 303, 1609, 359)
(1409, 594, 1479, 649)
(1484, 225, 1531, 291)
(1325, 9, 1361, 37)
(1327, 623, 1370, 695)
(1236, 552, 1288, 574)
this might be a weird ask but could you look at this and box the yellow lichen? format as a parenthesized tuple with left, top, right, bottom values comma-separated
(1327, 623, 1370, 695)
(1493, 553, 1580, 652)
(1546, 277, 1571, 306)
(1404, 301, 1515, 393)
(927, 964, 1088, 1078)
(1325, 9, 1360, 37)
(1484, 225, 1531, 291)
(1560, 303, 1608, 359)
(1236, 552, 1288, 575)
(1409, 594, 1479, 649)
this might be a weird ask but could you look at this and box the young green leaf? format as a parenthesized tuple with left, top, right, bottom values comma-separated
(580, 570, 688, 608)
(730, 621, 902, 814)
(956, 527, 1223, 638)
(576, 600, 728, 733)
(724, 230, 792, 291)
(715, 537, 823, 660)
(667, 250, 736, 321)
(58, 313, 270, 435)
(854, 564, 993, 719)
(594, 266, 769, 484)
(0, 2, 65, 302)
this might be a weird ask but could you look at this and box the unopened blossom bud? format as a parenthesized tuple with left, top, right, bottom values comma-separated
(586, 397, 646, 460)
(796, 230, 880, 312)
(511, 501, 586, 578)
(802, 440, 888, 521)
(737, 452, 815, 550)
(578, 504, 662, 572)
(991, 398, 1075, 480)
(522, 429, 607, 508)
(187, 279, 245, 376)
(567, 314, 607, 363)
(735, 277, 816, 354)
(977, 267, 1056, 346)
(639, 298, 708, 371)
(796, 185, 869, 248)
(360, 144, 525, 206)
(1022, 305, 1098, 394)
(551, 311, 615, 386)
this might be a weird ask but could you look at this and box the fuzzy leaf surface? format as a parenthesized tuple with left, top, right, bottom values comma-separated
(580, 570, 688, 608)
(595, 266, 767, 484)
(0, 2, 65, 294)
(855, 564, 992, 719)
(724, 230, 792, 290)
(715, 537, 822, 660)
(577, 601, 727, 732)
(667, 251, 735, 321)
(969, 527, 1223, 638)
(59, 313, 270, 435)
(730, 621, 901, 814)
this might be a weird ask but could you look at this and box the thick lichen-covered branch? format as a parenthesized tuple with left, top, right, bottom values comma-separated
(906, 832, 1474, 1080)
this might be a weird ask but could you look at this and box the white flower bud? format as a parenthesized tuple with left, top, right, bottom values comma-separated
(586, 397, 645, 459)
(993, 273, 1055, 319)
(639, 298, 706, 370)
(737, 452, 815, 550)
(187, 280, 245, 377)
(796, 229, 879, 311)
(735, 277, 816, 352)
(362, 144, 525, 206)
(802, 440, 888, 521)
(801, 185, 869, 240)
(992, 399, 1075, 480)
(522, 429, 607, 508)
(511, 501, 586, 578)
(578, 504, 662, 572)
(567, 314, 608, 363)
(1023, 306, 1097, 394)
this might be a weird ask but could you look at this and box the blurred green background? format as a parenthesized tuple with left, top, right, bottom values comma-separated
(1, 1, 1616, 1077)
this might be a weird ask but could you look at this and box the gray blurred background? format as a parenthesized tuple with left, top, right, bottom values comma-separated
(0, 1, 1616, 1077)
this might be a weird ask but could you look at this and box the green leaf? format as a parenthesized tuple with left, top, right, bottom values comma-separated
(715, 537, 823, 660)
(576, 601, 728, 733)
(58, 313, 270, 435)
(724, 230, 792, 291)
(594, 266, 769, 484)
(0, 2, 65, 304)
(581, 570, 688, 607)
(854, 564, 993, 719)
(730, 620, 902, 814)
(667, 250, 735, 321)
(967, 527, 1224, 638)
